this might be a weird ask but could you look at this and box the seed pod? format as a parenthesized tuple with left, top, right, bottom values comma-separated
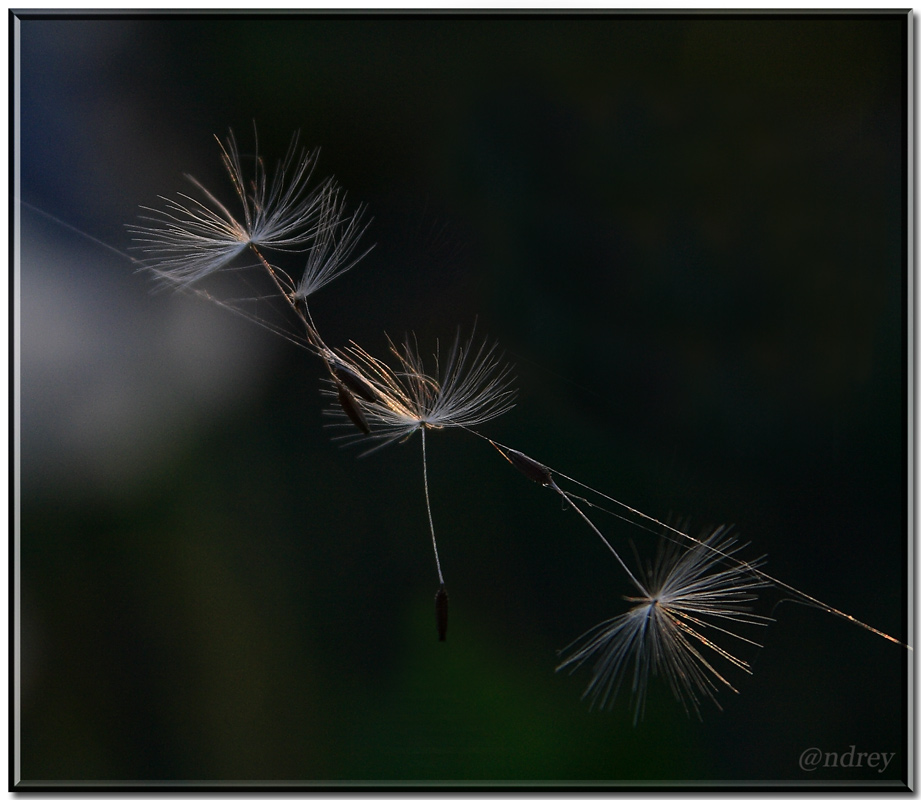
(337, 383, 371, 435)
(331, 362, 377, 403)
(435, 584, 449, 642)
(502, 446, 553, 487)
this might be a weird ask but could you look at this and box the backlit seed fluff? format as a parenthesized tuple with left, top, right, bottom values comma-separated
(290, 184, 373, 305)
(557, 528, 770, 723)
(129, 129, 331, 286)
(324, 328, 516, 453)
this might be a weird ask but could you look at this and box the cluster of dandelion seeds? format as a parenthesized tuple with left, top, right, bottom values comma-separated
(130, 128, 907, 722)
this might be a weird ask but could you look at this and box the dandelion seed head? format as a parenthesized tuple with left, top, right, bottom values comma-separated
(129, 129, 331, 287)
(290, 184, 373, 304)
(322, 327, 516, 453)
(557, 527, 771, 723)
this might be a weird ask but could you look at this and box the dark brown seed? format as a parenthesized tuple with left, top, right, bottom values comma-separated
(331, 362, 377, 403)
(502, 446, 553, 487)
(337, 384, 371, 435)
(435, 584, 449, 642)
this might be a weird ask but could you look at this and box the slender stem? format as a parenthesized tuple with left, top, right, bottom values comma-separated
(475, 430, 908, 651)
(549, 479, 646, 596)
(421, 427, 445, 585)
(23, 201, 150, 267)
(249, 243, 326, 352)
(249, 243, 295, 301)
(301, 302, 329, 352)
(556, 472, 908, 649)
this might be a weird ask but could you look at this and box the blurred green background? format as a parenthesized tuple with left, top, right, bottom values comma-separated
(16, 13, 907, 785)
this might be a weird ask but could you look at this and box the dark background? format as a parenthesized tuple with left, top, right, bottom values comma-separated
(16, 12, 908, 785)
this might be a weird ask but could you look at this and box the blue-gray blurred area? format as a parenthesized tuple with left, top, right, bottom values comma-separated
(15, 13, 907, 785)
